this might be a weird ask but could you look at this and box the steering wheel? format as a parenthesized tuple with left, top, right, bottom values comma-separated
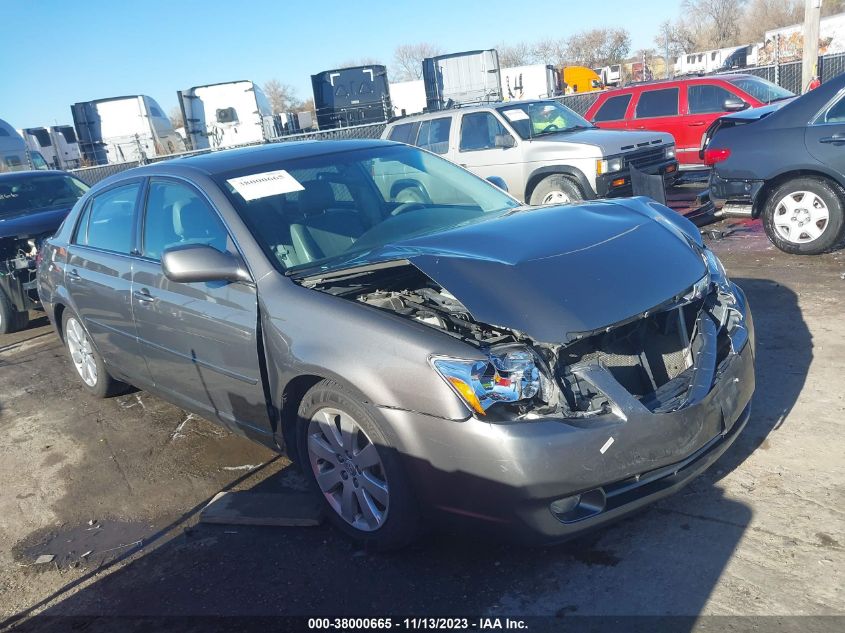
(390, 201, 428, 216)
(540, 124, 560, 133)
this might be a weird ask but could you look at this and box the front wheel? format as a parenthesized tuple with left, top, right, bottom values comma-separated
(297, 379, 420, 550)
(762, 178, 845, 255)
(529, 174, 584, 206)
(62, 310, 127, 397)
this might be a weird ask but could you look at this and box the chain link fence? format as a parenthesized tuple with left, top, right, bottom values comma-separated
(554, 92, 602, 116)
(69, 122, 388, 185)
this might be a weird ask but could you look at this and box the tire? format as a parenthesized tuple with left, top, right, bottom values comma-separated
(762, 177, 845, 255)
(0, 287, 29, 335)
(297, 379, 420, 550)
(529, 174, 585, 206)
(61, 310, 127, 398)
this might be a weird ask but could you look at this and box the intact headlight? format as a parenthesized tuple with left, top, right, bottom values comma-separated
(431, 345, 548, 416)
(597, 156, 624, 175)
(665, 144, 676, 159)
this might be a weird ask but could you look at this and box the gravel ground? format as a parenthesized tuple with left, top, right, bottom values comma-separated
(0, 217, 843, 630)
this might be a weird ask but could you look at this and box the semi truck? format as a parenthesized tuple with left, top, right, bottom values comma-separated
(390, 79, 427, 117)
(1, 120, 48, 172)
(311, 65, 392, 129)
(20, 126, 81, 169)
(422, 49, 501, 111)
(501, 64, 561, 100)
(178, 80, 276, 151)
(71, 95, 185, 165)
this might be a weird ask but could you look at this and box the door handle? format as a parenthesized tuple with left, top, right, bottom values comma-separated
(688, 121, 706, 127)
(67, 269, 81, 281)
(819, 133, 845, 144)
(133, 289, 155, 303)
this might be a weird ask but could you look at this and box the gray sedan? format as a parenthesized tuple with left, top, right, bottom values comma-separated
(38, 140, 755, 548)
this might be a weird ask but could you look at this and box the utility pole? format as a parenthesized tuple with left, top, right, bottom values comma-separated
(802, 0, 822, 92)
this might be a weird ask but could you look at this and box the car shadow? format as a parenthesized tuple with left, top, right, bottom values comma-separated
(3, 276, 809, 631)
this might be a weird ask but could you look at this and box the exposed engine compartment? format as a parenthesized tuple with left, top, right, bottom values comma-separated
(0, 234, 44, 316)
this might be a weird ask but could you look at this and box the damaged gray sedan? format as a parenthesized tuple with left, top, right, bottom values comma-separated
(37, 140, 754, 548)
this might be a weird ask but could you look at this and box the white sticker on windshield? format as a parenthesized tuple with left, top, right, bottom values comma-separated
(502, 109, 529, 122)
(227, 169, 305, 201)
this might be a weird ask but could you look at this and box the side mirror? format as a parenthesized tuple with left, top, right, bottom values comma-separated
(494, 134, 516, 149)
(161, 244, 251, 284)
(486, 176, 509, 192)
(723, 97, 749, 112)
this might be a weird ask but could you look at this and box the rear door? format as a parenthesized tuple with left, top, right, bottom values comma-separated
(455, 111, 523, 196)
(628, 86, 680, 140)
(677, 82, 740, 165)
(130, 177, 272, 437)
(65, 180, 150, 383)
(806, 91, 845, 174)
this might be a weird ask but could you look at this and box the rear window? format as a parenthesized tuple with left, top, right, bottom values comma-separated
(75, 183, 139, 254)
(635, 88, 679, 118)
(416, 117, 451, 154)
(593, 94, 632, 121)
(388, 121, 421, 145)
(726, 76, 793, 104)
(688, 84, 737, 114)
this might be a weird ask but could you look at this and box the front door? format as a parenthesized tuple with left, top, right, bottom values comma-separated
(65, 180, 149, 384)
(131, 177, 272, 436)
(627, 86, 680, 142)
(456, 111, 523, 199)
(676, 83, 739, 165)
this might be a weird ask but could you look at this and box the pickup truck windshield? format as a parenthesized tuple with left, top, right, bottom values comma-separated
(217, 144, 520, 275)
(498, 101, 594, 139)
(726, 76, 794, 104)
(0, 174, 89, 217)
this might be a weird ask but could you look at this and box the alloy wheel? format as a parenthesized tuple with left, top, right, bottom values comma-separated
(307, 407, 389, 532)
(542, 190, 571, 205)
(66, 317, 98, 387)
(773, 191, 830, 244)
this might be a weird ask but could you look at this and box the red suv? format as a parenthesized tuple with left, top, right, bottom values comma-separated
(585, 75, 794, 167)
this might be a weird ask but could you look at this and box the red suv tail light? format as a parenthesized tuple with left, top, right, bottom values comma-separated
(704, 148, 731, 166)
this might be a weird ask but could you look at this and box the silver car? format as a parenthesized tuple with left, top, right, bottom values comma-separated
(382, 100, 679, 205)
(38, 140, 754, 548)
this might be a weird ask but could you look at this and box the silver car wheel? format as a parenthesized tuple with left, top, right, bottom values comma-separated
(542, 190, 571, 205)
(65, 317, 98, 387)
(307, 407, 389, 532)
(773, 191, 830, 244)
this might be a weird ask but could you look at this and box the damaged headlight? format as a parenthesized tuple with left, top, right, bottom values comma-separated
(431, 345, 548, 416)
(703, 247, 733, 297)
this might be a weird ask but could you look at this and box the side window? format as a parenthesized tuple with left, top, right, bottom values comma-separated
(142, 180, 230, 261)
(688, 84, 736, 114)
(416, 117, 451, 154)
(387, 121, 420, 144)
(635, 88, 679, 118)
(821, 95, 845, 124)
(459, 112, 509, 151)
(216, 107, 238, 123)
(72, 200, 93, 244)
(76, 183, 139, 254)
(593, 94, 632, 122)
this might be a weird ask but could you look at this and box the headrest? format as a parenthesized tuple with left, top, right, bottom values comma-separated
(299, 180, 335, 217)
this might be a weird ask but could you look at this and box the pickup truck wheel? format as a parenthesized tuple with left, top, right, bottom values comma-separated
(529, 175, 584, 206)
(62, 310, 126, 397)
(762, 178, 845, 255)
(297, 379, 420, 550)
(0, 288, 29, 335)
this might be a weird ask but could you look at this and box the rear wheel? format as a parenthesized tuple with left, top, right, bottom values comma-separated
(529, 174, 584, 206)
(62, 310, 126, 397)
(0, 287, 29, 335)
(762, 177, 845, 255)
(297, 379, 420, 550)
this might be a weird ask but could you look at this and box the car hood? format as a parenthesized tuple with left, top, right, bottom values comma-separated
(0, 205, 72, 240)
(356, 198, 707, 345)
(530, 128, 673, 155)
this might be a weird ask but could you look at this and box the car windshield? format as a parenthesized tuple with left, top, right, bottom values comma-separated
(497, 101, 594, 139)
(727, 76, 794, 104)
(216, 144, 521, 276)
(0, 173, 89, 217)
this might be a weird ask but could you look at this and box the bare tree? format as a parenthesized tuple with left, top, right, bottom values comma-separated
(823, 0, 845, 16)
(391, 42, 443, 81)
(683, 0, 748, 49)
(168, 106, 184, 130)
(336, 57, 384, 68)
(496, 41, 533, 67)
(565, 28, 631, 68)
(530, 38, 567, 66)
(655, 19, 697, 59)
(263, 79, 300, 114)
(740, 0, 802, 43)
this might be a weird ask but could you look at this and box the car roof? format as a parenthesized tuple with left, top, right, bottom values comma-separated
(94, 139, 397, 185)
(0, 169, 72, 181)
(388, 100, 554, 124)
(597, 74, 759, 95)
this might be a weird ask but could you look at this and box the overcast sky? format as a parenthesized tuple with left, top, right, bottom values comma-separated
(2, 0, 681, 128)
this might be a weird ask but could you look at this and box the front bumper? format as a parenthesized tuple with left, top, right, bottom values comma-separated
(708, 171, 765, 216)
(596, 158, 679, 198)
(378, 286, 755, 543)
